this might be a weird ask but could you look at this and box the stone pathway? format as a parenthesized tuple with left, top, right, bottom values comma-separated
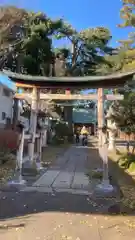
(24, 146, 92, 194)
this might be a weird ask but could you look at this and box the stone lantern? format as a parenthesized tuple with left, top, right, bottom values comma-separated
(106, 105, 117, 151)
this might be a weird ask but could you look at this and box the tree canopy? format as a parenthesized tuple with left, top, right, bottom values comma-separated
(0, 5, 113, 78)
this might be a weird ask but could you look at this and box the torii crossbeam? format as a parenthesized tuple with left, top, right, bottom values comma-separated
(15, 92, 123, 101)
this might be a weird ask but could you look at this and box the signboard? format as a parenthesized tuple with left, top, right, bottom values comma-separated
(73, 108, 96, 124)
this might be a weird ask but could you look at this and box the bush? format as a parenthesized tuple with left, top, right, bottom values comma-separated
(86, 169, 112, 180)
(128, 162, 135, 173)
(118, 157, 129, 168)
(52, 135, 65, 145)
(53, 121, 73, 144)
(118, 153, 135, 169)
(0, 146, 15, 165)
(89, 170, 103, 179)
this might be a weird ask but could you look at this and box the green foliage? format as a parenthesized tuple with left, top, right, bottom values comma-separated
(111, 92, 135, 136)
(55, 122, 70, 136)
(128, 161, 135, 172)
(87, 169, 112, 181)
(118, 155, 130, 168)
(116, 0, 135, 71)
(0, 5, 113, 77)
(119, 0, 135, 28)
(118, 153, 135, 169)
(52, 121, 71, 144)
(87, 170, 103, 179)
(0, 146, 15, 165)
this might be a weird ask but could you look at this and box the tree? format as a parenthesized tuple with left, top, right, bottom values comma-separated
(111, 92, 135, 152)
(118, 0, 135, 28)
(0, 6, 116, 139)
(55, 24, 113, 76)
(54, 25, 113, 134)
(1, 9, 64, 75)
(113, 0, 135, 72)
(118, 0, 135, 49)
(0, 6, 29, 70)
(0, 6, 113, 76)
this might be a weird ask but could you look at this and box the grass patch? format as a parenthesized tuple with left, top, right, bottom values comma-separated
(117, 152, 135, 171)
(87, 170, 103, 180)
(109, 150, 135, 211)
(41, 144, 70, 167)
(86, 169, 112, 181)
(0, 154, 16, 184)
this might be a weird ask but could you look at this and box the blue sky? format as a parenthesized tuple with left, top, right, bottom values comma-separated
(0, 0, 132, 48)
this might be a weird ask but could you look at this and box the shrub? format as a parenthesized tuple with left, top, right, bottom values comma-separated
(128, 162, 135, 173)
(0, 145, 15, 165)
(90, 170, 103, 179)
(86, 169, 112, 180)
(118, 157, 129, 168)
(118, 153, 135, 169)
(52, 121, 73, 144)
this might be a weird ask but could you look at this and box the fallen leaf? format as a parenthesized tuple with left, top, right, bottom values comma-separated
(88, 224, 92, 227)
(58, 224, 63, 228)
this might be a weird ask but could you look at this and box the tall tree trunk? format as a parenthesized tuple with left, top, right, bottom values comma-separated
(64, 104, 73, 142)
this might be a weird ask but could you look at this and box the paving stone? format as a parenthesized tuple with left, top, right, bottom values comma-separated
(33, 170, 60, 187)
(33, 146, 90, 192)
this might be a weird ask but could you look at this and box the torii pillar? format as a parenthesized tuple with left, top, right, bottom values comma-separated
(97, 87, 114, 193)
(28, 86, 39, 164)
(98, 88, 104, 146)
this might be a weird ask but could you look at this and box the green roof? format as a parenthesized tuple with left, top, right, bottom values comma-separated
(2, 69, 135, 88)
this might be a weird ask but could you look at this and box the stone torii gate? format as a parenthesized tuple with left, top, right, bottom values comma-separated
(2, 69, 135, 193)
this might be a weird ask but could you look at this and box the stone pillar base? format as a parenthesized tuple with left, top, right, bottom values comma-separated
(96, 180, 114, 192)
(94, 180, 117, 197)
(8, 179, 26, 186)
(22, 161, 38, 176)
(8, 174, 26, 187)
(36, 162, 44, 170)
